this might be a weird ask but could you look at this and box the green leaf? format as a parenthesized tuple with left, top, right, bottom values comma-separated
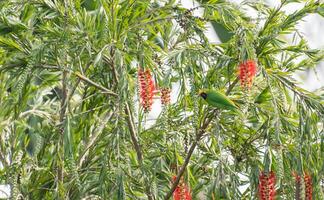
(317, 4, 324, 17)
(255, 87, 271, 104)
(26, 132, 43, 157)
(0, 36, 24, 52)
(211, 21, 233, 43)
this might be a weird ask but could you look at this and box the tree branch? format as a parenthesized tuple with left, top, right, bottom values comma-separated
(226, 77, 239, 95)
(125, 104, 143, 163)
(104, 49, 153, 199)
(78, 111, 114, 168)
(68, 62, 92, 101)
(67, 71, 144, 166)
(40, 65, 118, 97)
(74, 72, 118, 97)
(163, 115, 214, 200)
(164, 77, 239, 200)
(57, 68, 67, 198)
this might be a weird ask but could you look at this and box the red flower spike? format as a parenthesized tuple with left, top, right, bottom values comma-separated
(293, 172, 302, 200)
(304, 173, 312, 200)
(138, 68, 155, 112)
(172, 176, 192, 200)
(258, 171, 276, 200)
(238, 60, 257, 89)
(161, 88, 171, 106)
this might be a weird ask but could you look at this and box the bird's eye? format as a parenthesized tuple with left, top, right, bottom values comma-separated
(200, 92, 207, 99)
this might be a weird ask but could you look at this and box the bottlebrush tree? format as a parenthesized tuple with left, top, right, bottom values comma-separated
(0, 0, 323, 199)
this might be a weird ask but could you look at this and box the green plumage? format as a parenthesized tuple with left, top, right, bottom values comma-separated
(199, 89, 239, 112)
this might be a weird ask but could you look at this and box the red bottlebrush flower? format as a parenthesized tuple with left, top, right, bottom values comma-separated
(293, 172, 302, 200)
(304, 173, 312, 200)
(172, 176, 192, 200)
(161, 88, 171, 106)
(258, 171, 276, 200)
(138, 68, 155, 112)
(238, 60, 257, 88)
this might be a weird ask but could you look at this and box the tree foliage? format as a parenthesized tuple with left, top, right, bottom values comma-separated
(0, 0, 323, 199)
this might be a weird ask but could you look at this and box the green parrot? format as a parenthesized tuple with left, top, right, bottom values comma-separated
(199, 89, 240, 112)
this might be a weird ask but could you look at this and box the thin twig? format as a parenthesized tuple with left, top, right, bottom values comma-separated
(226, 77, 239, 95)
(78, 111, 114, 168)
(104, 46, 153, 199)
(258, 0, 286, 38)
(68, 62, 92, 101)
(40, 64, 118, 97)
(163, 115, 214, 200)
(57, 67, 67, 196)
(74, 72, 118, 97)
(164, 77, 239, 200)
(125, 104, 143, 163)
(104, 50, 143, 163)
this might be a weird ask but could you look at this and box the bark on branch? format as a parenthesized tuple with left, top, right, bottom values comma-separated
(74, 72, 118, 97)
(163, 77, 239, 200)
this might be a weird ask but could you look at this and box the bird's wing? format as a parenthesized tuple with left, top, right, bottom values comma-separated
(208, 91, 238, 109)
